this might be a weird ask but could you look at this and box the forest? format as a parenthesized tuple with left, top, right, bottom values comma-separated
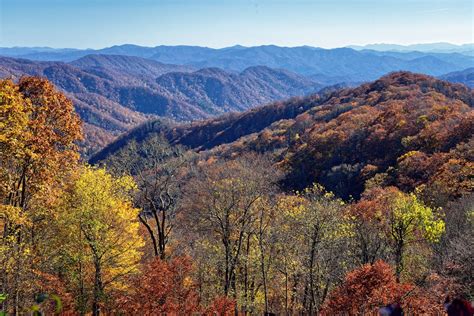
(1, 73, 473, 315)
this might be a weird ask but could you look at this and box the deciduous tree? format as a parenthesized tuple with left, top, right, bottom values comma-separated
(117, 256, 200, 315)
(55, 166, 144, 315)
(0, 77, 82, 313)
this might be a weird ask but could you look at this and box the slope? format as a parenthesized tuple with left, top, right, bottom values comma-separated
(0, 56, 322, 153)
(92, 72, 474, 202)
(439, 68, 474, 88)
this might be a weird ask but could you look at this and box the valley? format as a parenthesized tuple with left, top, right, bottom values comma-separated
(1, 44, 473, 156)
(1, 43, 473, 315)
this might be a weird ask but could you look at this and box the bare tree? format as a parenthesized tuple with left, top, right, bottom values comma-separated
(182, 153, 280, 311)
(433, 193, 474, 297)
(103, 135, 191, 259)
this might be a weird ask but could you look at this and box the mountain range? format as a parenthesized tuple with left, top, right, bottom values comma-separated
(1, 44, 473, 79)
(1, 44, 473, 155)
(439, 68, 474, 88)
(0, 55, 322, 153)
(348, 42, 474, 54)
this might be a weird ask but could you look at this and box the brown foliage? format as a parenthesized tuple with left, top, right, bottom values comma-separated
(33, 271, 75, 315)
(283, 72, 473, 199)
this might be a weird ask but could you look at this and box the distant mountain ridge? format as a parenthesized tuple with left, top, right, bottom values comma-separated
(439, 68, 474, 88)
(1, 44, 473, 82)
(1, 44, 473, 156)
(0, 55, 322, 153)
(92, 71, 474, 160)
(348, 42, 474, 53)
(70, 54, 195, 85)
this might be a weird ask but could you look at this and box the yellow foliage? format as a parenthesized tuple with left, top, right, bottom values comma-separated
(391, 191, 445, 243)
(56, 166, 144, 294)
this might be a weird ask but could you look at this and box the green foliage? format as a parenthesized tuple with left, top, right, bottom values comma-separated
(273, 184, 354, 313)
(0, 293, 7, 316)
(363, 188, 446, 280)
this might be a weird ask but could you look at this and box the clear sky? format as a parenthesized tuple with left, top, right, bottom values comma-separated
(0, 0, 472, 49)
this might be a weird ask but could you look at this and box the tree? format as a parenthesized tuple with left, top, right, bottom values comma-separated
(255, 197, 273, 314)
(433, 194, 474, 297)
(348, 198, 390, 266)
(133, 137, 188, 260)
(56, 166, 144, 315)
(274, 185, 353, 314)
(101, 134, 191, 259)
(182, 154, 279, 311)
(360, 187, 445, 281)
(117, 256, 200, 314)
(321, 260, 445, 315)
(205, 296, 236, 316)
(0, 77, 82, 314)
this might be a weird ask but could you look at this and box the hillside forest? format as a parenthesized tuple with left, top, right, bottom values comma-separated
(1, 72, 473, 314)
(1, 45, 473, 156)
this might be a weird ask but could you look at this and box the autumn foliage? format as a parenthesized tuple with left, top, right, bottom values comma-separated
(205, 296, 237, 316)
(117, 256, 200, 315)
(1, 77, 82, 314)
(280, 72, 474, 199)
(1, 73, 473, 314)
(321, 260, 445, 315)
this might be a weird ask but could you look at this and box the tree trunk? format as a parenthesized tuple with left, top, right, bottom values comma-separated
(304, 227, 319, 314)
(258, 210, 269, 314)
(138, 215, 158, 257)
(395, 238, 404, 282)
(243, 235, 250, 315)
(232, 272, 238, 316)
(290, 275, 299, 314)
(92, 255, 103, 316)
(78, 260, 87, 316)
(284, 268, 289, 315)
(159, 208, 167, 259)
(224, 242, 230, 295)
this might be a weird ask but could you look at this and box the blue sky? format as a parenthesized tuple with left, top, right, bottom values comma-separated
(0, 0, 472, 48)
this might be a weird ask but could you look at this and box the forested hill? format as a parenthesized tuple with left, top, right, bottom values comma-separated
(70, 54, 194, 83)
(0, 56, 321, 154)
(2, 71, 473, 315)
(93, 72, 474, 201)
(89, 93, 325, 163)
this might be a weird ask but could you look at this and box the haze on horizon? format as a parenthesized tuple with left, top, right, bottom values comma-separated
(0, 0, 472, 49)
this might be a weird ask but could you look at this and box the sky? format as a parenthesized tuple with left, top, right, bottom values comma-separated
(0, 0, 472, 49)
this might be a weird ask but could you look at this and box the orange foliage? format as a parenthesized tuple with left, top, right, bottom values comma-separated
(204, 296, 236, 316)
(284, 72, 473, 199)
(117, 256, 200, 315)
(34, 271, 75, 315)
(321, 260, 445, 315)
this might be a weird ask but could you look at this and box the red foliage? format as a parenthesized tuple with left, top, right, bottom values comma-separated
(118, 256, 200, 315)
(321, 260, 410, 314)
(204, 296, 236, 316)
(34, 271, 75, 315)
(321, 260, 445, 315)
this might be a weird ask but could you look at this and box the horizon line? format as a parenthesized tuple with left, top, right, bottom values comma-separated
(1, 41, 473, 51)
